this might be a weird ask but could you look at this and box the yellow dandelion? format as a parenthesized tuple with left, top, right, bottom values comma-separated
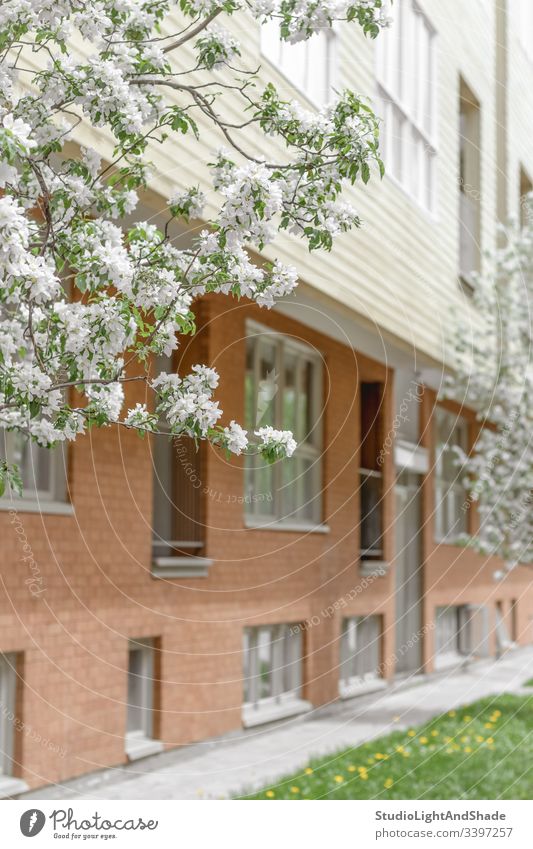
(484, 722, 493, 729)
(347, 765, 357, 773)
(402, 751, 411, 758)
(375, 753, 385, 760)
(304, 768, 313, 775)
(460, 735, 469, 743)
(396, 745, 405, 754)
(448, 710, 456, 717)
(407, 730, 416, 737)
(290, 786, 300, 794)
(463, 715, 472, 722)
(494, 710, 501, 717)
(367, 757, 375, 765)
(452, 743, 460, 751)
(266, 790, 275, 798)
(464, 746, 472, 753)
(384, 778, 394, 789)
(486, 737, 494, 745)
(360, 773, 369, 781)
(431, 729, 439, 737)
(358, 766, 367, 773)
(334, 775, 344, 784)
(444, 736, 452, 743)
(419, 736, 428, 744)
(475, 735, 484, 743)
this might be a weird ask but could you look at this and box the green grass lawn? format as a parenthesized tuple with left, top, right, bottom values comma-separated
(239, 694, 533, 800)
(522, 678, 533, 687)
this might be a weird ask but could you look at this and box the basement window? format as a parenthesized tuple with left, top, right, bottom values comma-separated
(242, 624, 311, 727)
(125, 639, 163, 761)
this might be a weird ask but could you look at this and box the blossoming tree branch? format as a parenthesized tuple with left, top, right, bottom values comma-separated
(0, 0, 387, 494)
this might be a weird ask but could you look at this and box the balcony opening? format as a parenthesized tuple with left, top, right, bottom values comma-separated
(520, 166, 533, 228)
(151, 355, 210, 578)
(359, 381, 385, 566)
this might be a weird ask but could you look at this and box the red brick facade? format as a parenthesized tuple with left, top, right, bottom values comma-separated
(1, 294, 532, 791)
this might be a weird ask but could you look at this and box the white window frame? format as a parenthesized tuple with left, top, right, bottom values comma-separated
(0, 654, 17, 777)
(242, 624, 311, 726)
(0, 652, 29, 797)
(0, 430, 69, 514)
(376, 0, 437, 213)
(260, 19, 338, 106)
(244, 321, 323, 530)
(435, 604, 490, 670)
(513, 0, 533, 61)
(125, 638, 163, 761)
(339, 616, 385, 698)
(434, 406, 469, 543)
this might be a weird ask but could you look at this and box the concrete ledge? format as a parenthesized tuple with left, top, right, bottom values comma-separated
(243, 699, 312, 728)
(0, 499, 74, 516)
(339, 679, 388, 700)
(359, 560, 389, 578)
(244, 519, 330, 534)
(125, 736, 164, 762)
(0, 776, 29, 798)
(152, 557, 213, 578)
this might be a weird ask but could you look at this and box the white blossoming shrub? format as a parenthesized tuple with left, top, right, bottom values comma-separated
(0, 0, 386, 495)
(445, 200, 533, 573)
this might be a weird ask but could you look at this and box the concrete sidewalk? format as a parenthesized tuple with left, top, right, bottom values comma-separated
(22, 647, 533, 800)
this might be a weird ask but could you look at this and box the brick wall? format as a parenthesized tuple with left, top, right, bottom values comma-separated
(1, 295, 532, 790)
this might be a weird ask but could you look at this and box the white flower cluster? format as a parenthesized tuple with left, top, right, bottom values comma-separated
(223, 420, 249, 455)
(153, 365, 222, 437)
(0, 0, 384, 481)
(255, 426, 297, 458)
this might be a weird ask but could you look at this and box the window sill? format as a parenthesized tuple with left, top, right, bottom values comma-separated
(152, 556, 212, 578)
(0, 775, 29, 798)
(242, 698, 312, 728)
(433, 536, 465, 548)
(0, 498, 74, 516)
(383, 170, 438, 223)
(125, 734, 164, 761)
(434, 652, 468, 672)
(244, 518, 330, 534)
(359, 559, 389, 578)
(339, 678, 387, 700)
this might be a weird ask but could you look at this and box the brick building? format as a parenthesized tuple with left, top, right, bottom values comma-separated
(1, 0, 533, 795)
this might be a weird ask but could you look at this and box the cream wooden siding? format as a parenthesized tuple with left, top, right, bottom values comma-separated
(19, 1, 511, 366)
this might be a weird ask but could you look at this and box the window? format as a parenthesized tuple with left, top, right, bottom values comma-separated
(260, 20, 337, 105)
(339, 616, 384, 697)
(434, 406, 468, 542)
(0, 430, 66, 506)
(0, 654, 17, 779)
(513, 0, 533, 60)
(125, 639, 163, 760)
(495, 602, 515, 655)
(245, 324, 323, 527)
(376, 0, 436, 211)
(459, 78, 481, 291)
(359, 382, 385, 562)
(242, 624, 310, 726)
(435, 605, 489, 669)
